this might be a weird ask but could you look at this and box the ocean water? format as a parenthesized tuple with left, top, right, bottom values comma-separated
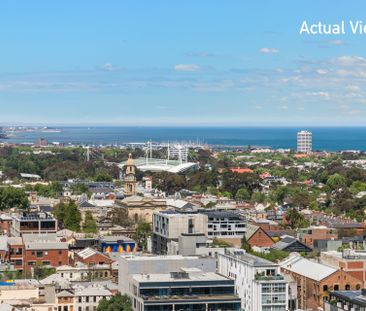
(1, 126, 366, 151)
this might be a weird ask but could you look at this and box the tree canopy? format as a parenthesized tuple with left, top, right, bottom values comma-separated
(97, 294, 132, 311)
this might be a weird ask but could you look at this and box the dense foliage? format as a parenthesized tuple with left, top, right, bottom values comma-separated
(97, 294, 132, 311)
(0, 187, 29, 210)
(53, 201, 81, 231)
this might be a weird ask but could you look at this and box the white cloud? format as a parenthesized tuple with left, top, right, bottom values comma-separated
(174, 64, 200, 72)
(99, 63, 121, 72)
(316, 69, 328, 75)
(259, 47, 279, 54)
(279, 105, 288, 110)
(331, 56, 366, 67)
(306, 91, 331, 100)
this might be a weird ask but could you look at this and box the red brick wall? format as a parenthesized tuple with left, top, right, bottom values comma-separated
(75, 252, 113, 266)
(9, 244, 24, 270)
(24, 249, 68, 271)
(0, 220, 12, 235)
(248, 228, 274, 248)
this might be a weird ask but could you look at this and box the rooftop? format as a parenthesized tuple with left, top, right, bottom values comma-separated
(280, 253, 337, 281)
(132, 271, 231, 283)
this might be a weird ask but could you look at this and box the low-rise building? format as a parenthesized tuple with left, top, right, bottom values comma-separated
(297, 226, 338, 248)
(324, 289, 366, 311)
(128, 268, 241, 311)
(118, 254, 216, 295)
(74, 247, 113, 266)
(10, 212, 58, 237)
(245, 223, 274, 248)
(23, 234, 69, 271)
(320, 249, 366, 285)
(280, 253, 362, 311)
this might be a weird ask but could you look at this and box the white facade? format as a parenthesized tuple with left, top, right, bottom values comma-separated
(218, 248, 289, 311)
(297, 130, 312, 153)
(74, 286, 112, 311)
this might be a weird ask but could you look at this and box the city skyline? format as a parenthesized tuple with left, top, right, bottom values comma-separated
(1, 1, 366, 126)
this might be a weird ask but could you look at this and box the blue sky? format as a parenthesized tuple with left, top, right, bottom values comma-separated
(1, 1, 366, 126)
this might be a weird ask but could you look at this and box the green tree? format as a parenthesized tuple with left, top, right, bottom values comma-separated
(97, 293, 132, 311)
(241, 235, 251, 252)
(235, 188, 251, 202)
(285, 208, 309, 229)
(326, 173, 347, 191)
(95, 172, 113, 182)
(134, 221, 151, 252)
(0, 187, 29, 210)
(110, 207, 133, 227)
(70, 183, 90, 196)
(83, 211, 97, 233)
(54, 201, 81, 231)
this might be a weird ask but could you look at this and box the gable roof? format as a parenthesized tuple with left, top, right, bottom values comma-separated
(280, 253, 337, 281)
(246, 223, 273, 242)
(272, 237, 312, 252)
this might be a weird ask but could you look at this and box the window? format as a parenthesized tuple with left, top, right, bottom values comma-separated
(78, 297, 82, 303)
(15, 259, 22, 266)
(93, 296, 97, 302)
(334, 285, 339, 291)
(59, 250, 62, 255)
(345, 284, 350, 290)
(37, 251, 43, 258)
(323, 285, 328, 291)
(86, 297, 89, 303)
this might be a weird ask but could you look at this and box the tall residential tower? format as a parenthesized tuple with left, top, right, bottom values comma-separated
(297, 130, 312, 153)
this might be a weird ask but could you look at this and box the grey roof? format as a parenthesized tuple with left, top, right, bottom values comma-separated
(330, 290, 366, 307)
(225, 248, 278, 267)
(57, 290, 74, 298)
(75, 286, 112, 297)
(100, 235, 134, 243)
(23, 234, 68, 250)
(280, 254, 337, 281)
(271, 237, 310, 251)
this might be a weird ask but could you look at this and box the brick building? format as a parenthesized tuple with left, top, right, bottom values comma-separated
(245, 223, 274, 248)
(8, 236, 24, 270)
(74, 247, 113, 266)
(297, 226, 338, 248)
(280, 253, 362, 311)
(320, 249, 366, 284)
(0, 214, 12, 235)
(23, 234, 69, 272)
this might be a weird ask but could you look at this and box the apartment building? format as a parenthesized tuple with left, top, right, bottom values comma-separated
(10, 212, 57, 237)
(218, 248, 290, 311)
(128, 268, 241, 311)
(152, 210, 208, 254)
(297, 130, 312, 153)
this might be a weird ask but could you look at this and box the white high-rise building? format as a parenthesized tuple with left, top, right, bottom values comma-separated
(297, 130, 312, 153)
